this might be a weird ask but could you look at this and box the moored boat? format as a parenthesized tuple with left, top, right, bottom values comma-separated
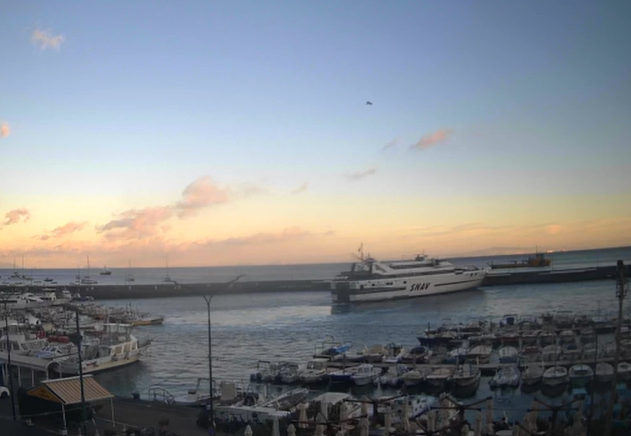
(569, 364, 594, 387)
(452, 363, 480, 387)
(521, 363, 544, 386)
(595, 362, 614, 384)
(542, 366, 568, 387)
(489, 365, 521, 388)
(618, 362, 631, 381)
(351, 363, 382, 386)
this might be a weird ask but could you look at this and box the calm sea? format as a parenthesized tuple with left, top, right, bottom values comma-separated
(81, 246, 631, 422)
(4, 246, 631, 421)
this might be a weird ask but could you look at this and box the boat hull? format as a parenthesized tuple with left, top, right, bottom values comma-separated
(332, 272, 484, 304)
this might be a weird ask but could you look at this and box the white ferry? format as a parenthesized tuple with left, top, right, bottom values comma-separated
(331, 249, 486, 304)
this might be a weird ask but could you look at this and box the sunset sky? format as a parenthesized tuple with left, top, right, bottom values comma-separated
(1, 1, 631, 268)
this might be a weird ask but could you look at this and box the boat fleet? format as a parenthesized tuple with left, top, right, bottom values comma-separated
(0, 297, 161, 376)
(244, 310, 631, 397)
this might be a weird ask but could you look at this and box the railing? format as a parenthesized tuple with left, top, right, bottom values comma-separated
(146, 387, 175, 404)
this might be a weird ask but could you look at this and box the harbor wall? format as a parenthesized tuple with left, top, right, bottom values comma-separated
(0, 279, 332, 300)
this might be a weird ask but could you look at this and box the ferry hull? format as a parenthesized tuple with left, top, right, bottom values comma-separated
(331, 273, 485, 304)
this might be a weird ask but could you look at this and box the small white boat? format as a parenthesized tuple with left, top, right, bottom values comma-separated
(542, 345, 562, 362)
(595, 362, 614, 384)
(379, 364, 409, 387)
(466, 344, 492, 363)
(452, 364, 481, 387)
(618, 362, 631, 381)
(351, 363, 382, 386)
(521, 364, 544, 386)
(298, 358, 329, 384)
(382, 343, 406, 364)
(399, 369, 426, 387)
(498, 346, 519, 364)
(542, 366, 568, 387)
(489, 365, 520, 388)
(569, 364, 594, 387)
(426, 367, 453, 388)
(363, 344, 387, 363)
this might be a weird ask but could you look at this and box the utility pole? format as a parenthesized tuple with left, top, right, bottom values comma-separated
(70, 310, 87, 436)
(169, 274, 244, 435)
(604, 260, 628, 436)
(0, 289, 18, 421)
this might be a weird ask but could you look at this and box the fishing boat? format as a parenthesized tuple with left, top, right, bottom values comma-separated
(542, 366, 568, 387)
(498, 346, 519, 364)
(57, 323, 151, 375)
(452, 363, 481, 387)
(466, 344, 492, 363)
(379, 364, 409, 387)
(569, 364, 594, 387)
(521, 363, 544, 386)
(488, 252, 551, 269)
(618, 362, 631, 381)
(425, 367, 453, 388)
(330, 245, 485, 304)
(298, 358, 329, 385)
(401, 345, 432, 364)
(489, 365, 521, 388)
(351, 363, 382, 386)
(398, 369, 426, 387)
(595, 362, 614, 384)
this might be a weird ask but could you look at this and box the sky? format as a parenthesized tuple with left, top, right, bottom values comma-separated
(1, 1, 631, 268)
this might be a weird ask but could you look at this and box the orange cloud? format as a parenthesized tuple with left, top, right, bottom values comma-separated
(291, 182, 309, 195)
(345, 167, 377, 181)
(175, 176, 231, 218)
(4, 208, 30, 225)
(31, 28, 65, 50)
(38, 221, 87, 240)
(410, 129, 452, 150)
(0, 122, 9, 138)
(96, 206, 173, 241)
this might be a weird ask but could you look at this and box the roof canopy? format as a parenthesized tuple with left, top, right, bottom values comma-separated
(28, 375, 113, 405)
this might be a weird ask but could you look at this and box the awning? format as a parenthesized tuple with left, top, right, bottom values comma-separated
(28, 375, 113, 405)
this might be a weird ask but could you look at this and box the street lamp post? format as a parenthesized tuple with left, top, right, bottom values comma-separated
(0, 290, 18, 421)
(170, 275, 244, 434)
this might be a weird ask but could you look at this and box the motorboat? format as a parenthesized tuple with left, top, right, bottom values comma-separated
(558, 330, 577, 345)
(538, 330, 557, 346)
(399, 369, 426, 387)
(351, 363, 382, 386)
(99, 266, 112, 276)
(57, 323, 151, 375)
(383, 343, 406, 364)
(276, 362, 301, 384)
(330, 246, 485, 304)
(618, 362, 631, 381)
(0, 333, 48, 355)
(569, 364, 594, 387)
(379, 364, 409, 387)
(542, 345, 562, 362)
(520, 345, 542, 363)
(452, 364, 480, 387)
(329, 366, 358, 385)
(542, 366, 568, 387)
(425, 367, 453, 388)
(298, 358, 329, 385)
(445, 347, 468, 365)
(562, 343, 583, 361)
(521, 364, 544, 386)
(498, 346, 519, 364)
(489, 365, 520, 388)
(363, 344, 387, 363)
(595, 362, 614, 384)
(466, 344, 492, 363)
(401, 345, 431, 364)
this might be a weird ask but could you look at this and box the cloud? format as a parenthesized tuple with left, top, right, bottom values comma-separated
(0, 122, 10, 138)
(4, 208, 30, 225)
(96, 206, 173, 241)
(31, 28, 65, 50)
(196, 227, 312, 247)
(344, 167, 377, 181)
(382, 138, 399, 151)
(38, 221, 87, 240)
(410, 129, 453, 151)
(175, 176, 230, 218)
(291, 182, 309, 195)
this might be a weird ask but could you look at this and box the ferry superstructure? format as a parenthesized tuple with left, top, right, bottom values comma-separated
(331, 251, 486, 304)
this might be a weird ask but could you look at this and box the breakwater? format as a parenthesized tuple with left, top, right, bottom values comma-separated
(0, 279, 332, 299)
